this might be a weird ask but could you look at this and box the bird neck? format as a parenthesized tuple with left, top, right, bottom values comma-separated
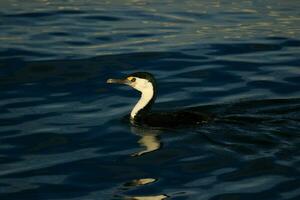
(130, 85, 155, 120)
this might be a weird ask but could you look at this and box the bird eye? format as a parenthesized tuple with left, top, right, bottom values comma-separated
(131, 78, 136, 82)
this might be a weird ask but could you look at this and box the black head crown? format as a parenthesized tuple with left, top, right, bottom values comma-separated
(127, 71, 157, 95)
(126, 72, 156, 86)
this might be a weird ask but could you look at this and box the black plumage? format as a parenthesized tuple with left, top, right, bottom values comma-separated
(133, 109, 212, 128)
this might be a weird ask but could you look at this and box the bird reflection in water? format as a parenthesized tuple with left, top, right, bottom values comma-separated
(130, 126, 162, 157)
(123, 178, 168, 200)
(126, 194, 167, 200)
(113, 127, 167, 199)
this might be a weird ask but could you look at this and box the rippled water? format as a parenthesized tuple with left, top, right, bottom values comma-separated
(1, 0, 300, 199)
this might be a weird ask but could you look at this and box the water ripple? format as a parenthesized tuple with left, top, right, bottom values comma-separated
(0, 1, 300, 199)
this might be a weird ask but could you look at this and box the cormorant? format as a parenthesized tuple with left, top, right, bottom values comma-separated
(107, 72, 212, 128)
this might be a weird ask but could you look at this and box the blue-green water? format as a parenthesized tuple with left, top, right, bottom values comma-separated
(0, 1, 300, 199)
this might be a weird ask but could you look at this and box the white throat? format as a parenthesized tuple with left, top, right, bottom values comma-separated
(130, 79, 154, 119)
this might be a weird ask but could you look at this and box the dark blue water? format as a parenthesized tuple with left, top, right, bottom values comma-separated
(1, 1, 300, 199)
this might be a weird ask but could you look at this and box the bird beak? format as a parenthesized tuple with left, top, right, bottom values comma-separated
(106, 78, 130, 85)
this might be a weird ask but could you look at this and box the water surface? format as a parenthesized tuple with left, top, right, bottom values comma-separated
(0, 0, 300, 199)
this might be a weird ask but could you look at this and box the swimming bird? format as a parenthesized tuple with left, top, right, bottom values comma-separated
(107, 72, 212, 128)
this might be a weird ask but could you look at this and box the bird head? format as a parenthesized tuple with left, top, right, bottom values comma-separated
(107, 72, 156, 94)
